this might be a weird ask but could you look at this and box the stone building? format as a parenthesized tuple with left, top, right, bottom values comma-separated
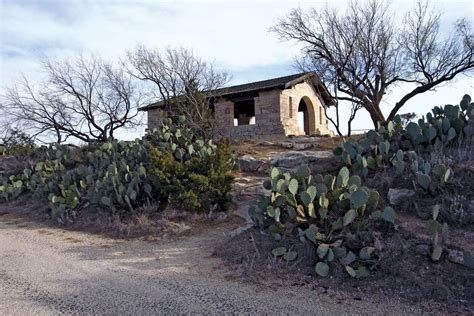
(141, 72, 335, 139)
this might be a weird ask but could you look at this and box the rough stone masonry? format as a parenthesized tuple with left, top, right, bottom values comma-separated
(142, 72, 335, 140)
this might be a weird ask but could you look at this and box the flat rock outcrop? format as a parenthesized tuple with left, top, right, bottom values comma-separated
(238, 150, 343, 174)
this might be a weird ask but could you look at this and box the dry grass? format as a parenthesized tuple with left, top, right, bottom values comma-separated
(426, 137, 474, 167)
(0, 193, 243, 241)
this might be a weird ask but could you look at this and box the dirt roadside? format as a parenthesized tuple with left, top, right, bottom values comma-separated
(0, 212, 427, 315)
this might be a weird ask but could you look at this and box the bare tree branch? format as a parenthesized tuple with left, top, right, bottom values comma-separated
(1, 55, 144, 143)
(126, 47, 230, 138)
(272, 0, 474, 127)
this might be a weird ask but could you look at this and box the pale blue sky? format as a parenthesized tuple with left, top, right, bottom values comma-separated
(1, 0, 473, 139)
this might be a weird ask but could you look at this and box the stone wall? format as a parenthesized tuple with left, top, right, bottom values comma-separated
(147, 108, 166, 130)
(280, 81, 333, 136)
(147, 80, 333, 139)
(214, 90, 286, 139)
(214, 99, 234, 137)
(253, 90, 286, 137)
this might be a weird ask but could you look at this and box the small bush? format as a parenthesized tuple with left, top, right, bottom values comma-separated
(149, 137, 235, 212)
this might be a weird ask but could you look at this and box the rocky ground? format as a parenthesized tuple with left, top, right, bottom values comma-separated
(236, 136, 345, 174)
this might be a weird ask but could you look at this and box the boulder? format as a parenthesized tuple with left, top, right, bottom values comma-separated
(292, 143, 313, 150)
(238, 155, 267, 172)
(387, 188, 416, 206)
(232, 176, 268, 200)
(291, 136, 320, 143)
(280, 142, 293, 149)
(448, 249, 465, 265)
(270, 150, 343, 174)
(256, 160, 272, 173)
(258, 141, 275, 147)
(238, 150, 344, 174)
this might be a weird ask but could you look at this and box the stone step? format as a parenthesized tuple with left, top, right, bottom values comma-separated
(237, 150, 343, 174)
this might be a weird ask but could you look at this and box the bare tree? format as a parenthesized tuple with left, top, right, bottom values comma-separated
(2, 56, 144, 143)
(0, 126, 33, 146)
(324, 99, 363, 137)
(272, 0, 474, 128)
(126, 46, 230, 138)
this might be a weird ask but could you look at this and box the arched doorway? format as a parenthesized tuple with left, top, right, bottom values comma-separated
(297, 97, 316, 135)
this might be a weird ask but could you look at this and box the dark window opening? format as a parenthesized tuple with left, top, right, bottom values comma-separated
(209, 98, 215, 114)
(289, 97, 293, 118)
(234, 99, 255, 126)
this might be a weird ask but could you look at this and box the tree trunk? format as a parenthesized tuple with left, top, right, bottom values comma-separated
(366, 105, 386, 129)
(367, 109, 383, 129)
(55, 128, 62, 144)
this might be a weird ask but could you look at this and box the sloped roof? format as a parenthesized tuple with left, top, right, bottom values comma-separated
(140, 72, 334, 110)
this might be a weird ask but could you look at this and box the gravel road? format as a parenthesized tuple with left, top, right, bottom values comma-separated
(0, 216, 424, 315)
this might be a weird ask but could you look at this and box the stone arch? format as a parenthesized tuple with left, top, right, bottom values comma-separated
(297, 96, 316, 135)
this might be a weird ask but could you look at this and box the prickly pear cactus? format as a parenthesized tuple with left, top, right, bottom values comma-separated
(249, 165, 393, 278)
(147, 116, 217, 162)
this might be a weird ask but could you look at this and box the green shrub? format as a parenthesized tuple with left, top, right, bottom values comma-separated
(149, 137, 235, 212)
(401, 94, 473, 149)
(248, 95, 472, 278)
